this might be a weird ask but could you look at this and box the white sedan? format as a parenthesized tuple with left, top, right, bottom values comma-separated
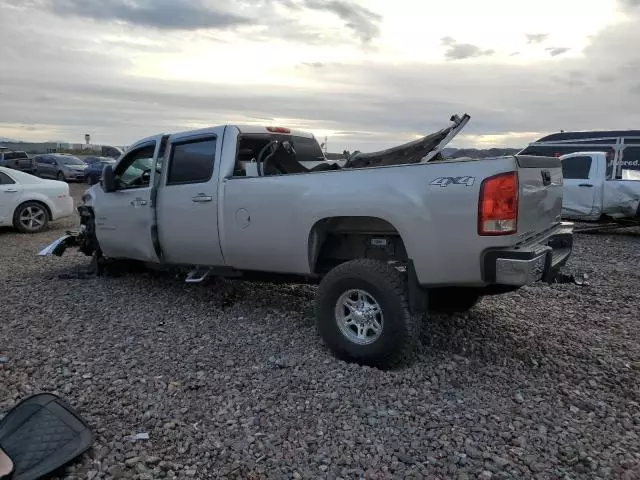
(0, 166, 75, 233)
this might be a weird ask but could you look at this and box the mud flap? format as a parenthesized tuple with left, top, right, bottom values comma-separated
(406, 260, 428, 314)
(0, 393, 95, 480)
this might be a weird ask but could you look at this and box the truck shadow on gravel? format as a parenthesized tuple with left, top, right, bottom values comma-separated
(48, 260, 589, 373)
(421, 304, 558, 369)
(50, 260, 318, 318)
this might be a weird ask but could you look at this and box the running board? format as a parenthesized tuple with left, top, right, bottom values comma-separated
(185, 267, 212, 283)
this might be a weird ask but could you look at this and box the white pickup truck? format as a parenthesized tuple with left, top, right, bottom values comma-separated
(39, 114, 574, 368)
(559, 151, 640, 221)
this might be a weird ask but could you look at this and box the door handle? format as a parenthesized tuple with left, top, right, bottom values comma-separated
(4, 189, 18, 193)
(192, 194, 213, 203)
(130, 198, 148, 207)
(578, 183, 594, 187)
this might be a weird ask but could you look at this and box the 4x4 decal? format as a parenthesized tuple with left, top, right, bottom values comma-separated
(430, 176, 476, 187)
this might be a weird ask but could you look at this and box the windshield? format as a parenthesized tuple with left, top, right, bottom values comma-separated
(58, 156, 85, 165)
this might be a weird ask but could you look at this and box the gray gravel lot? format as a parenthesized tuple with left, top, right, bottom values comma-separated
(1, 183, 639, 480)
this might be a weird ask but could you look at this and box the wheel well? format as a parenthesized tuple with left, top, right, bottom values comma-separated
(308, 216, 408, 274)
(15, 200, 52, 220)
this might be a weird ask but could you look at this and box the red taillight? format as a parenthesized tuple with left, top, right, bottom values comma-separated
(478, 171, 518, 235)
(266, 126, 291, 134)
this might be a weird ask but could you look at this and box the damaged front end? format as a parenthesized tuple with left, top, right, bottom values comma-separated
(38, 204, 97, 258)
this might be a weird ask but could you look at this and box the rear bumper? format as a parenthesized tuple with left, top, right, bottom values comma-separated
(481, 222, 574, 286)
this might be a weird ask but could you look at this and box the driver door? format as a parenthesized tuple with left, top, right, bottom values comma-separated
(94, 136, 164, 262)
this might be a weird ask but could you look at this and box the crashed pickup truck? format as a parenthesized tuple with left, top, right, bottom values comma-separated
(559, 151, 640, 221)
(39, 114, 574, 368)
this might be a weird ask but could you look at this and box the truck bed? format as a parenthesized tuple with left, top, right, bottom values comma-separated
(220, 153, 564, 287)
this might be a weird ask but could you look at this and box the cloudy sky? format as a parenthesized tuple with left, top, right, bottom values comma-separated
(1, 0, 639, 151)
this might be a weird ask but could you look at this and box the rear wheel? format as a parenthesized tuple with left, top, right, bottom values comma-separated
(57, 171, 65, 181)
(13, 201, 49, 233)
(315, 259, 421, 368)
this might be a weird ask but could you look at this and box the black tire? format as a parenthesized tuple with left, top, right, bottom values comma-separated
(13, 201, 50, 233)
(57, 171, 65, 181)
(427, 287, 482, 314)
(315, 259, 421, 369)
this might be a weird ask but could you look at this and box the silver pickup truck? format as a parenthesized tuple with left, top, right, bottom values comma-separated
(39, 114, 574, 368)
(0, 149, 36, 174)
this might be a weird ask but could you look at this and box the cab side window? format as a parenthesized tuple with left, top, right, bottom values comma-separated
(561, 156, 592, 179)
(114, 143, 157, 189)
(166, 137, 216, 185)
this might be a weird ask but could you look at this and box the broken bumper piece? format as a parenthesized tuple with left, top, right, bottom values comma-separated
(38, 232, 82, 257)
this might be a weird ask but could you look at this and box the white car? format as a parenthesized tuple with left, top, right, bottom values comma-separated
(0, 166, 74, 233)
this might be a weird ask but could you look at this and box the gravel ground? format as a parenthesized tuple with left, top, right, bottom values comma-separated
(1, 183, 639, 480)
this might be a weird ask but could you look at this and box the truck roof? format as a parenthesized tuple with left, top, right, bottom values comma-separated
(126, 125, 316, 152)
(535, 130, 640, 143)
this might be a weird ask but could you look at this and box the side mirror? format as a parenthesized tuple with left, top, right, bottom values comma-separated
(102, 164, 117, 193)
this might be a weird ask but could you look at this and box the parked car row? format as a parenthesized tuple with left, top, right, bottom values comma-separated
(30, 154, 115, 184)
(0, 154, 116, 234)
(0, 166, 74, 233)
(0, 147, 117, 185)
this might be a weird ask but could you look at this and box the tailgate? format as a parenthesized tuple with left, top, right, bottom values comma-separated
(515, 155, 564, 238)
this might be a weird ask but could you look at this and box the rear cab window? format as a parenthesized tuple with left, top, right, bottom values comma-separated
(619, 141, 640, 179)
(232, 133, 324, 177)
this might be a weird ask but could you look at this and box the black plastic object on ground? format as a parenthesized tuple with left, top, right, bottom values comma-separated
(0, 393, 95, 480)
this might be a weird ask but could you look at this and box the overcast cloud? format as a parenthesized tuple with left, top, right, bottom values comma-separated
(1, 0, 640, 151)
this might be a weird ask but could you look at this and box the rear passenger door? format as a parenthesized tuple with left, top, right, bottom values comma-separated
(156, 131, 224, 267)
(37, 156, 53, 177)
(561, 154, 601, 220)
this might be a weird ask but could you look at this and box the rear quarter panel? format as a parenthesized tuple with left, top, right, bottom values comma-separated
(220, 156, 522, 286)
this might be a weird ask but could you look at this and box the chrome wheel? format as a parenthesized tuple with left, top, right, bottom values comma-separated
(19, 205, 46, 231)
(334, 289, 383, 345)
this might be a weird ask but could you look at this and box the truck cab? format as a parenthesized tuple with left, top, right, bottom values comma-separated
(81, 125, 332, 267)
